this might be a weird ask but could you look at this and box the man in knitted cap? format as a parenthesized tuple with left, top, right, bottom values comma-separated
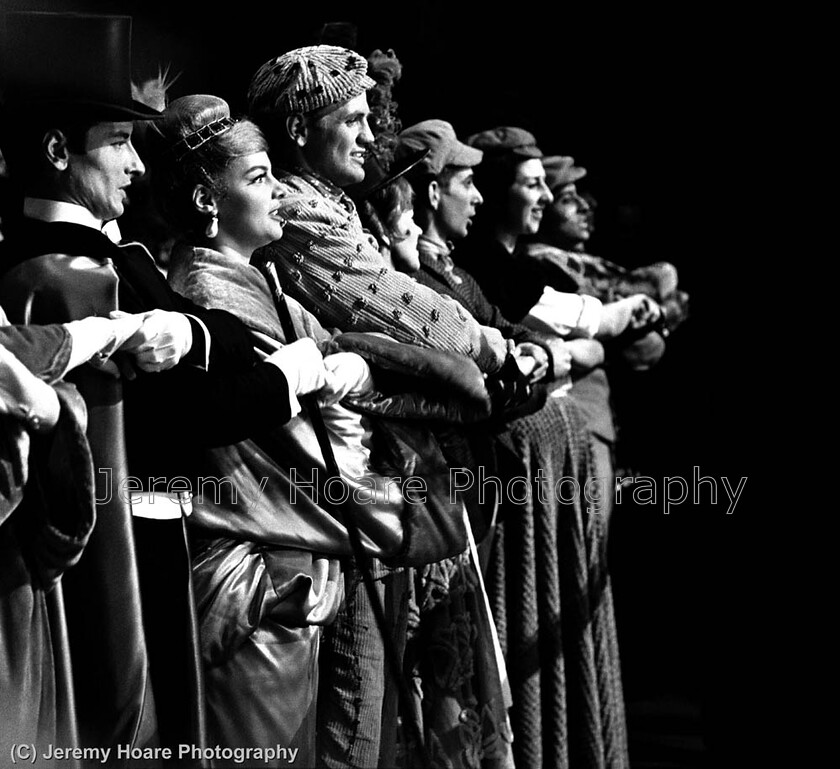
(247, 45, 507, 374)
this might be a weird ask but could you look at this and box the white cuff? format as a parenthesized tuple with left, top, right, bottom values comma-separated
(527, 287, 603, 338)
(183, 314, 210, 370)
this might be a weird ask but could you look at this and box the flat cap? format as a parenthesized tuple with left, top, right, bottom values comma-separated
(395, 119, 483, 176)
(247, 44, 375, 118)
(542, 155, 587, 190)
(465, 126, 543, 158)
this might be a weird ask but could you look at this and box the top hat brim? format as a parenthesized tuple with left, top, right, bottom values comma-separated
(10, 96, 164, 121)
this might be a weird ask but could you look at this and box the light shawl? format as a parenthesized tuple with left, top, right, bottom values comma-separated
(167, 242, 405, 560)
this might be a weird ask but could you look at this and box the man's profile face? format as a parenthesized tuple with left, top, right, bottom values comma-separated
(64, 121, 144, 222)
(437, 167, 483, 241)
(302, 93, 374, 187)
(545, 182, 592, 246)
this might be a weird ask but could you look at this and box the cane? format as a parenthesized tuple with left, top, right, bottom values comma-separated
(256, 257, 430, 766)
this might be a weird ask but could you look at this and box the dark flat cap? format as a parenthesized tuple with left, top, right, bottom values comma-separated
(465, 126, 543, 158)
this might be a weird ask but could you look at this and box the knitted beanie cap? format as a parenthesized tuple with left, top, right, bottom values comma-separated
(247, 44, 376, 118)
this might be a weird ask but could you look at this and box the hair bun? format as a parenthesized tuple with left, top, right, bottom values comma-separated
(169, 94, 230, 137)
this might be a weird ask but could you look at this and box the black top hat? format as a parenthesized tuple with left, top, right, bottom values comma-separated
(345, 147, 431, 204)
(1, 11, 162, 120)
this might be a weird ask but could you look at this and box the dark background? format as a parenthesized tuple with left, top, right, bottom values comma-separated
(1, 1, 769, 766)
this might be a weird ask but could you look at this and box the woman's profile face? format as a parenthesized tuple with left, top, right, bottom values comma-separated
(389, 207, 422, 273)
(504, 158, 553, 237)
(213, 151, 285, 255)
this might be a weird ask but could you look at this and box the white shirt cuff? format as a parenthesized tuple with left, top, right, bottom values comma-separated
(527, 287, 603, 338)
(183, 314, 211, 370)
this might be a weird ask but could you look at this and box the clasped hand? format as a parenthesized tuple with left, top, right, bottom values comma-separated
(598, 294, 663, 338)
(513, 342, 551, 382)
(109, 309, 193, 377)
(265, 338, 373, 407)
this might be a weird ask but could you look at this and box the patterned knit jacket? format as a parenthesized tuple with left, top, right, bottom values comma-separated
(415, 235, 570, 380)
(255, 170, 501, 372)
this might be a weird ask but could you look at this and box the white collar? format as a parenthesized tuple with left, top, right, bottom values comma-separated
(23, 198, 122, 243)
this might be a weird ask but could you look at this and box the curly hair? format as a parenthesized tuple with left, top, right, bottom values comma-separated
(368, 175, 414, 242)
(365, 48, 404, 167)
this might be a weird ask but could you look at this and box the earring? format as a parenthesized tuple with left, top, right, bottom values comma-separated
(205, 214, 219, 239)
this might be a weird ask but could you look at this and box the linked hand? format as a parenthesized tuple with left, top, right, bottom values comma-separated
(513, 342, 550, 382)
(478, 325, 509, 373)
(265, 337, 330, 396)
(628, 295, 662, 331)
(565, 338, 605, 370)
(598, 294, 661, 338)
(265, 341, 373, 406)
(318, 352, 374, 406)
(64, 313, 146, 378)
(111, 309, 193, 374)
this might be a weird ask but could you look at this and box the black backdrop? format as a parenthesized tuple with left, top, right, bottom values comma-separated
(1, 1, 766, 765)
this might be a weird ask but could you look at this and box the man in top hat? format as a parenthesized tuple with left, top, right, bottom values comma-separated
(0, 11, 339, 758)
(246, 44, 508, 375)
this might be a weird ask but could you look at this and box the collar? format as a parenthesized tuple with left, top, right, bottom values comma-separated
(418, 234, 454, 258)
(418, 235, 462, 286)
(23, 198, 122, 243)
(293, 167, 342, 197)
(24, 198, 103, 230)
(291, 167, 358, 213)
